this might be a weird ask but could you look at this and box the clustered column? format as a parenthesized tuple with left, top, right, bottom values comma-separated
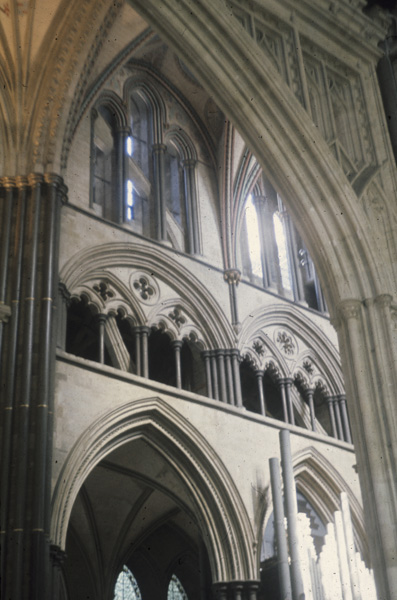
(0, 174, 66, 600)
(325, 394, 352, 443)
(278, 378, 295, 425)
(202, 349, 242, 407)
(152, 143, 168, 241)
(133, 325, 150, 378)
(224, 268, 241, 328)
(213, 581, 260, 599)
(182, 158, 201, 255)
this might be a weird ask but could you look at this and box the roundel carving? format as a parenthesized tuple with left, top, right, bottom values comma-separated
(274, 328, 298, 357)
(130, 271, 160, 305)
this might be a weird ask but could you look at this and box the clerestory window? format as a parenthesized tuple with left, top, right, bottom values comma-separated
(239, 191, 326, 312)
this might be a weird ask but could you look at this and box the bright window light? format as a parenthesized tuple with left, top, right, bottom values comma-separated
(126, 136, 133, 156)
(168, 574, 188, 600)
(114, 566, 142, 600)
(126, 179, 134, 220)
(244, 195, 262, 278)
(273, 212, 292, 291)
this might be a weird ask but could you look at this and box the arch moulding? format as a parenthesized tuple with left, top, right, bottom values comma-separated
(50, 396, 257, 583)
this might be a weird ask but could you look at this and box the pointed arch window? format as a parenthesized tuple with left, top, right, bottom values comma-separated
(114, 566, 142, 600)
(239, 181, 327, 313)
(167, 574, 189, 600)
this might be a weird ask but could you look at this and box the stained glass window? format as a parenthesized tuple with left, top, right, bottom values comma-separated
(114, 565, 142, 600)
(167, 574, 188, 600)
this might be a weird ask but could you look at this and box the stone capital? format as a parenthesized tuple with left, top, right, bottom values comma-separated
(337, 299, 361, 322)
(1, 176, 16, 189)
(374, 293, 393, 309)
(27, 172, 44, 187)
(224, 268, 241, 285)
(15, 175, 29, 189)
(44, 172, 64, 188)
(182, 158, 197, 169)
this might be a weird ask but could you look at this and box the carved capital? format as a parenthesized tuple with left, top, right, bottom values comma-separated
(27, 172, 44, 187)
(375, 294, 393, 309)
(337, 299, 361, 321)
(0, 303, 11, 323)
(182, 158, 197, 169)
(224, 269, 241, 285)
(44, 173, 64, 188)
(58, 283, 71, 304)
(15, 175, 29, 189)
(1, 176, 16, 189)
(151, 143, 167, 154)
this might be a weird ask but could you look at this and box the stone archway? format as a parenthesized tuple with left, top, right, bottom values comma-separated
(51, 396, 257, 590)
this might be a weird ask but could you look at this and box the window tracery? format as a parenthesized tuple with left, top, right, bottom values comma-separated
(167, 574, 189, 600)
(113, 566, 142, 600)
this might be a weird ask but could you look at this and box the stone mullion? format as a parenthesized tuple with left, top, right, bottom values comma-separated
(255, 370, 265, 415)
(172, 340, 183, 389)
(216, 349, 228, 403)
(305, 388, 316, 432)
(279, 379, 289, 424)
(182, 158, 200, 255)
(152, 143, 167, 241)
(224, 351, 235, 406)
(231, 350, 243, 408)
(338, 394, 352, 444)
(252, 195, 271, 288)
(201, 351, 213, 398)
(336, 299, 397, 600)
(333, 395, 344, 440)
(210, 351, 220, 400)
(141, 326, 149, 378)
(285, 378, 295, 426)
(97, 314, 107, 364)
(134, 326, 142, 376)
(89, 109, 98, 209)
(325, 395, 338, 438)
(262, 178, 280, 289)
(115, 126, 130, 224)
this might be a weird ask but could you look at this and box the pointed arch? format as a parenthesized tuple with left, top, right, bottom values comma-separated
(239, 303, 344, 395)
(50, 396, 257, 582)
(256, 443, 367, 570)
(60, 242, 235, 348)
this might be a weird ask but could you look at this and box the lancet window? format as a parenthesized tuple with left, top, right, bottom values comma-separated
(113, 566, 142, 600)
(90, 82, 200, 255)
(239, 186, 327, 313)
(167, 574, 189, 600)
